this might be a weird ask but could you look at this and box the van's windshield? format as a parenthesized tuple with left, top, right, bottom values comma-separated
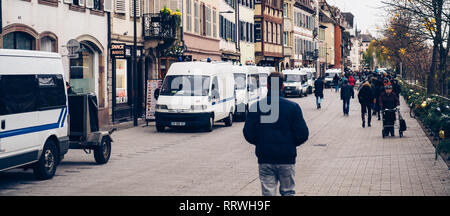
(234, 74, 246, 90)
(284, 74, 302, 83)
(160, 75, 211, 96)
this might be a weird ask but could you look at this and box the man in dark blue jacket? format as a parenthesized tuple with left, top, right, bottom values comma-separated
(243, 72, 309, 196)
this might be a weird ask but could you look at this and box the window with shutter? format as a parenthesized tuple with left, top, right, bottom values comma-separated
(213, 9, 217, 38)
(130, 0, 141, 17)
(194, 2, 199, 34)
(186, 0, 192, 32)
(115, 0, 126, 13)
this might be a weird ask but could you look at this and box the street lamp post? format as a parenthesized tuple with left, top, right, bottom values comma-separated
(133, 0, 138, 126)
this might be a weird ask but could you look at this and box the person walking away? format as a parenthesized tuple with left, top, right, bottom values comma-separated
(314, 76, 325, 109)
(332, 74, 339, 92)
(243, 72, 309, 196)
(392, 79, 401, 99)
(340, 80, 354, 116)
(372, 79, 383, 120)
(379, 85, 400, 136)
(358, 81, 373, 128)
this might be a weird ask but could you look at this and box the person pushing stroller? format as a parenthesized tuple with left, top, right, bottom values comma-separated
(379, 85, 400, 137)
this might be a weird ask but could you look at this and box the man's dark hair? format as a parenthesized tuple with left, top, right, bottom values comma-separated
(268, 72, 284, 90)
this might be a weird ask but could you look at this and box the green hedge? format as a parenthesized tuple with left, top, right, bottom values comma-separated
(398, 79, 450, 160)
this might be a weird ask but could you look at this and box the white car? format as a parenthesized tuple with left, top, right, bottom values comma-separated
(0, 49, 70, 180)
(155, 62, 236, 132)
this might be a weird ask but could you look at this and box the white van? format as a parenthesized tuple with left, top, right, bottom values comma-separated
(155, 62, 236, 132)
(0, 49, 69, 180)
(283, 69, 308, 97)
(301, 68, 316, 94)
(257, 67, 272, 98)
(233, 65, 258, 120)
(325, 69, 342, 88)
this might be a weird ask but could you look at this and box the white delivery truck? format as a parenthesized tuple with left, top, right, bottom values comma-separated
(0, 49, 70, 179)
(233, 65, 259, 120)
(155, 62, 236, 132)
(325, 68, 342, 88)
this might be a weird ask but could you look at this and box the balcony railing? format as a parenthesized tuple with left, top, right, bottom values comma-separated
(143, 13, 177, 39)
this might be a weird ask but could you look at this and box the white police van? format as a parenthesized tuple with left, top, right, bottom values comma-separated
(232, 65, 259, 120)
(282, 69, 308, 97)
(0, 49, 69, 180)
(155, 62, 236, 132)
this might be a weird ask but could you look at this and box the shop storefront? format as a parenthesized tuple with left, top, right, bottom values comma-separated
(111, 43, 144, 122)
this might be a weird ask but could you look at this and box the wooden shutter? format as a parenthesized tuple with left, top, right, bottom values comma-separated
(86, 0, 94, 8)
(104, 0, 112, 12)
(115, 0, 126, 13)
(131, 0, 142, 17)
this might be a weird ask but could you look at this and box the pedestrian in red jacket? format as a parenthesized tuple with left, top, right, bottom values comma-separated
(348, 75, 356, 87)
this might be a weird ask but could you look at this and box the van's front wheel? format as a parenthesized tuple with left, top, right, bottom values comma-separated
(33, 139, 58, 180)
(156, 121, 165, 132)
(224, 112, 233, 127)
(205, 116, 214, 132)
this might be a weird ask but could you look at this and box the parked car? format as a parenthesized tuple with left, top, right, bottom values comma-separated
(0, 49, 70, 180)
(155, 62, 236, 132)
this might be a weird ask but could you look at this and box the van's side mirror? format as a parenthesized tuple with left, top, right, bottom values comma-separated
(154, 88, 160, 100)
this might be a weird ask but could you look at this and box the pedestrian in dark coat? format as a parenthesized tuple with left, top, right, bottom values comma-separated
(371, 79, 383, 120)
(332, 74, 339, 92)
(340, 80, 354, 116)
(314, 77, 325, 109)
(243, 72, 309, 196)
(358, 81, 373, 128)
(392, 79, 401, 99)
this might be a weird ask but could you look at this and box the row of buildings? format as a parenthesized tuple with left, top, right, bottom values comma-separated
(0, 0, 373, 127)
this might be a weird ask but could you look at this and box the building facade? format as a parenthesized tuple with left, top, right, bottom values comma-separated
(292, 0, 315, 68)
(1, 0, 111, 126)
(281, 0, 293, 70)
(238, 0, 255, 65)
(254, 0, 283, 70)
(219, 0, 239, 62)
(108, 0, 146, 124)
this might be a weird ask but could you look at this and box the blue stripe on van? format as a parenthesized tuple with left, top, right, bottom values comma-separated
(0, 108, 66, 139)
(60, 108, 68, 128)
(212, 97, 235, 106)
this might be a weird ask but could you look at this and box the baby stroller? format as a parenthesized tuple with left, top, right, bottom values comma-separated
(382, 107, 407, 138)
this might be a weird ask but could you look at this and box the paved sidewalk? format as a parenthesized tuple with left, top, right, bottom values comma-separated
(1, 89, 449, 196)
(237, 89, 450, 196)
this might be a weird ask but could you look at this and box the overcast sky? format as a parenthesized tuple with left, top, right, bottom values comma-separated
(328, 0, 387, 36)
